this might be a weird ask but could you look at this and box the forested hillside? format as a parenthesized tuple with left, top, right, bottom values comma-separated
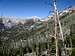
(0, 12, 75, 56)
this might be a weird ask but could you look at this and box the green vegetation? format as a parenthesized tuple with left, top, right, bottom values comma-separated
(0, 12, 75, 56)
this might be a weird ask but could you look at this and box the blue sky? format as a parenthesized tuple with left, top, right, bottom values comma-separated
(0, 0, 75, 18)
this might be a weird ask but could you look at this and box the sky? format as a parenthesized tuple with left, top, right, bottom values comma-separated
(0, 0, 75, 18)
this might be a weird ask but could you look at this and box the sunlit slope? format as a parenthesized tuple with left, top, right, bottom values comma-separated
(60, 13, 75, 36)
(0, 12, 75, 49)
